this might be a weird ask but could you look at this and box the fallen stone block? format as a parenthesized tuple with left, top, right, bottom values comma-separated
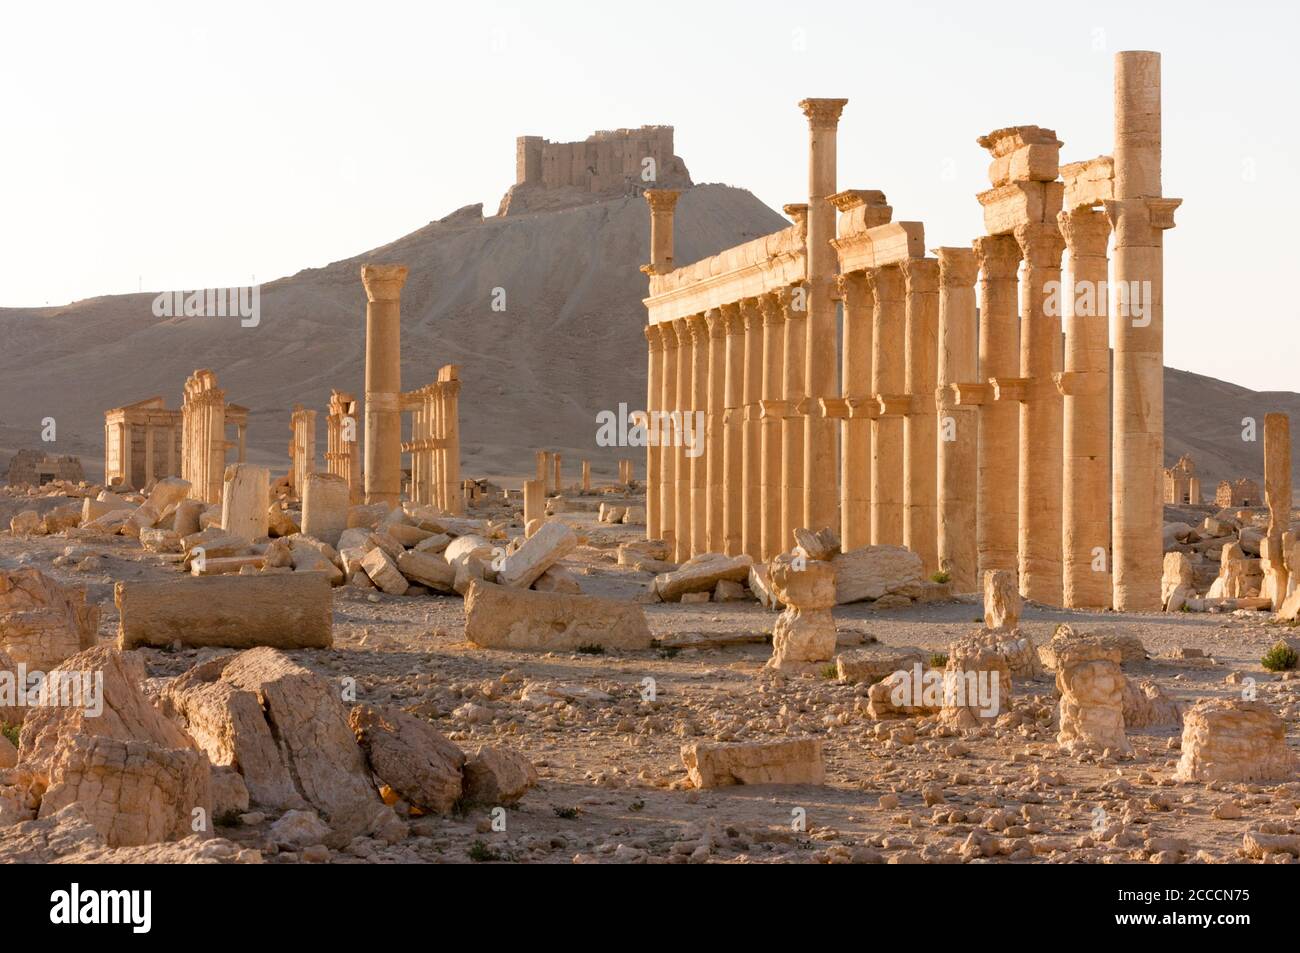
(681, 738, 824, 788)
(462, 745, 537, 805)
(0, 568, 99, 670)
(532, 564, 581, 593)
(396, 549, 456, 593)
(831, 545, 923, 604)
(349, 704, 465, 814)
(1039, 623, 1146, 670)
(654, 553, 752, 601)
(498, 521, 577, 588)
(1175, 699, 1295, 783)
(464, 580, 652, 651)
(360, 547, 409, 596)
(835, 646, 928, 685)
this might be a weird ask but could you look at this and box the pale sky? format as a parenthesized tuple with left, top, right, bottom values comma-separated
(2, 0, 1295, 391)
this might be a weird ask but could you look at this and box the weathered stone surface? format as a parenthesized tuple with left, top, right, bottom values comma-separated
(464, 580, 652, 651)
(1040, 623, 1146, 670)
(0, 568, 99, 670)
(983, 569, 1021, 631)
(221, 463, 270, 542)
(498, 521, 576, 588)
(1243, 831, 1300, 860)
(532, 564, 581, 593)
(681, 738, 824, 788)
(361, 546, 409, 595)
(831, 545, 923, 604)
(1055, 641, 1129, 755)
(1121, 678, 1181, 729)
(462, 745, 537, 805)
(835, 645, 927, 685)
(793, 526, 841, 561)
(767, 554, 837, 670)
(395, 549, 456, 593)
(301, 472, 350, 548)
(289, 542, 344, 585)
(654, 553, 752, 601)
(1161, 552, 1195, 608)
(942, 633, 1013, 728)
(0, 733, 17, 769)
(349, 704, 465, 814)
(139, 527, 182, 553)
(1175, 699, 1294, 783)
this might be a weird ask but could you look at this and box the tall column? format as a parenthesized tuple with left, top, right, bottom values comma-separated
(740, 299, 763, 560)
(799, 98, 848, 534)
(935, 247, 979, 592)
(689, 313, 710, 556)
(582, 460, 591, 493)
(901, 258, 940, 574)
(721, 303, 745, 556)
(553, 452, 562, 496)
(868, 266, 906, 546)
(361, 263, 408, 508)
(838, 272, 873, 550)
(973, 236, 1022, 576)
(759, 292, 786, 559)
(1015, 221, 1066, 603)
(672, 317, 692, 562)
(1057, 207, 1112, 608)
(705, 308, 727, 552)
(1263, 413, 1292, 609)
(644, 190, 680, 274)
(780, 286, 806, 550)
(443, 376, 462, 515)
(535, 450, 547, 490)
(121, 421, 134, 490)
(659, 321, 679, 553)
(144, 423, 156, 485)
(1110, 50, 1181, 611)
(644, 324, 664, 540)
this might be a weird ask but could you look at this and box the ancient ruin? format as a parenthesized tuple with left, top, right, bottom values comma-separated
(180, 370, 248, 504)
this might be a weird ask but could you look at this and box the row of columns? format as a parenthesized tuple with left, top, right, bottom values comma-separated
(402, 366, 463, 514)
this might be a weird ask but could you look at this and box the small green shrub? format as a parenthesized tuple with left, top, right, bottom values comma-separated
(467, 840, 501, 862)
(820, 664, 839, 680)
(553, 806, 579, 820)
(929, 653, 949, 669)
(1261, 643, 1299, 672)
(576, 643, 605, 655)
(930, 571, 951, 584)
(0, 724, 19, 748)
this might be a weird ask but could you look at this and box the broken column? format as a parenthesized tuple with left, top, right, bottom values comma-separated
(1110, 51, 1181, 610)
(901, 257, 940, 575)
(1055, 641, 1130, 755)
(868, 266, 906, 546)
(301, 472, 349, 548)
(522, 479, 545, 528)
(767, 553, 837, 671)
(935, 247, 979, 591)
(361, 263, 408, 509)
(721, 303, 745, 556)
(439, 366, 463, 515)
(659, 321, 679, 557)
(221, 463, 269, 542)
(289, 405, 316, 493)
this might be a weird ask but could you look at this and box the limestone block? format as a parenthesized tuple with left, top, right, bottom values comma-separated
(115, 573, 332, 650)
(680, 738, 824, 788)
(463, 580, 652, 651)
(347, 503, 389, 529)
(145, 477, 191, 515)
(139, 528, 182, 553)
(1242, 831, 1300, 860)
(767, 555, 837, 670)
(793, 526, 841, 561)
(621, 505, 645, 525)
(395, 549, 456, 593)
(301, 473, 349, 548)
(618, 539, 672, 564)
(1174, 699, 1294, 783)
(1162, 552, 1195, 607)
(172, 498, 204, 537)
(1055, 642, 1129, 755)
(977, 180, 1064, 234)
(498, 521, 577, 589)
(9, 510, 42, 536)
(835, 646, 927, 685)
(830, 545, 923, 604)
(361, 547, 409, 596)
(349, 704, 464, 814)
(0, 568, 99, 670)
(289, 544, 344, 585)
(182, 527, 252, 561)
(81, 498, 118, 524)
(82, 508, 133, 534)
(41, 503, 82, 534)
(210, 766, 250, 818)
(1040, 624, 1146, 670)
(267, 504, 299, 538)
(221, 464, 270, 542)
(983, 569, 1021, 631)
(1121, 678, 1181, 729)
(654, 553, 752, 602)
(461, 745, 537, 805)
(385, 522, 434, 548)
(413, 532, 453, 555)
(532, 564, 581, 594)
(942, 633, 1013, 728)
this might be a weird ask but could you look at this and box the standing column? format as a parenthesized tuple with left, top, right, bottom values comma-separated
(644, 324, 664, 539)
(582, 460, 591, 493)
(1263, 414, 1292, 609)
(740, 299, 763, 559)
(973, 236, 1022, 576)
(705, 308, 727, 552)
(1110, 50, 1181, 611)
(1057, 207, 1112, 608)
(721, 303, 745, 555)
(553, 452, 562, 496)
(535, 450, 547, 490)
(361, 264, 408, 508)
(121, 421, 134, 490)
(838, 272, 873, 549)
(1015, 221, 1067, 603)
(935, 247, 979, 592)
(780, 286, 806, 550)
(868, 267, 906, 546)
(659, 322, 678, 552)
(644, 189, 680, 273)
(799, 98, 848, 533)
(673, 317, 692, 562)
(688, 313, 710, 556)
(443, 377, 462, 515)
(759, 292, 786, 559)
(901, 258, 940, 574)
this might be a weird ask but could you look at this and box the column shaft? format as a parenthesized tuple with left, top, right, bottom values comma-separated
(868, 267, 905, 546)
(705, 309, 726, 552)
(781, 287, 806, 551)
(902, 258, 940, 574)
(839, 272, 873, 549)
(721, 304, 745, 556)
(740, 300, 763, 559)
(759, 293, 786, 559)
(935, 247, 979, 592)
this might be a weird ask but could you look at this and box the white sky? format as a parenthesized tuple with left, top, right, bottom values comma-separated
(1, 0, 1295, 390)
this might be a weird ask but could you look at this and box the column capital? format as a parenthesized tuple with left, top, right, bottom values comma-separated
(972, 234, 1021, 278)
(865, 265, 904, 302)
(721, 302, 745, 335)
(1056, 206, 1111, 258)
(900, 257, 940, 294)
(739, 298, 763, 331)
(644, 189, 680, 213)
(759, 292, 786, 326)
(799, 97, 848, 130)
(687, 313, 709, 343)
(671, 316, 691, 347)
(360, 263, 409, 302)
(836, 270, 872, 310)
(705, 307, 726, 338)
(644, 323, 665, 351)
(1013, 221, 1065, 266)
(779, 284, 807, 321)
(933, 247, 978, 287)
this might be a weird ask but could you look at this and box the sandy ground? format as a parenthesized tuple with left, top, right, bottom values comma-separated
(2, 490, 1298, 865)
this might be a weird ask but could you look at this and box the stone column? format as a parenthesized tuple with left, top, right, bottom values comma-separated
(901, 257, 940, 574)
(1109, 50, 1181, 611)
(740, 299, 763, 560)
(935, 247, 979, 592)
(222, 463, 270, 542)
(523, 478, 544, 526)
(1057, 207, 1112, 608)
(799, 98, 848, 534)
(672, 317, 692, 562)
(780, 286, 806, 551)
(644, 324, 664, 540)
(644, 189, 680, 274)
(759, 292, 786, 559)
(721, 303, 745, 556)
(535, 450, 547, 491)
(838, 272, 873, 550)
(302, 472, 349, 548)
(1014, 221, 1066, 604)
(361, 264, 408, 509)
(582, 460, 591, 492)
(868, 266, 906, 546)
(553, 452, 562, 496)
(1264, 413, 1292, 609)
(442, 375, 462, 515)
(973, 235, 1022, 577)
(706, 308, 727, 552)
(144, 424, 156, 485)
(659, 322, 678, 553)
(689, 313, 710, 556)
(121, 421, 134, 490)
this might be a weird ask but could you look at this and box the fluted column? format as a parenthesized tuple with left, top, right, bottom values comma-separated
(780, 286, 806, 551)
(935, 247, 979, 592)
(1110, 50, 1181, 610)
(705, 308, 727, 552)
(644, 324, 664, 540)
(721, 303, 745, 556)
(740, 299, 763, 559)
(901, 257, 940, 573)
(1057, 207, 1112, 607)
(659, 322, 679, 554)
(759, 292, 786, 559)
(672, 317, 691, 562)
(838, 272, 873, 549)
(1015, 221, 1067, 603)
(799, 98, 848, 533)
(868, 266, 906, 546)
(973, 236, 1021, 577)
(361, 264, 408, 508)
(689, 313, 710, 557)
